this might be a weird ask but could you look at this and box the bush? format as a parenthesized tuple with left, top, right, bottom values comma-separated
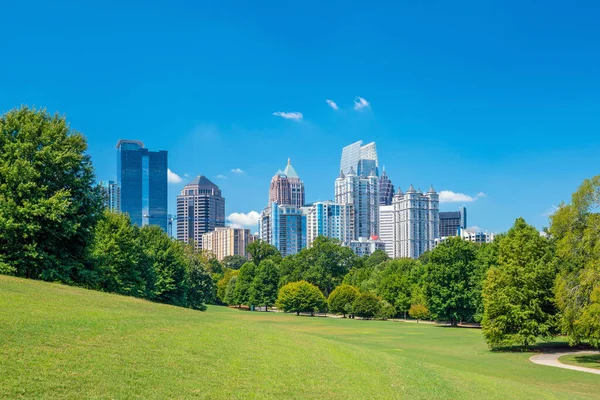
(408, 304, 429, 322)
(376, 300, 396, 320)
(352, 292, 381, 319)
(276, 281, 326, 316)
(328, 284, 360, 317)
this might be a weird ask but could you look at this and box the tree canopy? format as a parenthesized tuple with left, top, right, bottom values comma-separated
(276, 281, 326, 316)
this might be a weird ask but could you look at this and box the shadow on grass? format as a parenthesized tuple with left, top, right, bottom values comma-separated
(572, 354, 600, 366)
(490, 341, 599, 353)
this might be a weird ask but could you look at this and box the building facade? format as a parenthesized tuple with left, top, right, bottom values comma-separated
(439, 207, 467, 238)
(258, 202, 305, 257)
(349, 237, 386, 257)
(460, 228, 495, 244)
(116, 140, 168, 231)
(303, 201, 353, 247)
(269, 159, 305, 207)
(379, 204, 394, 258)
(201, 227, 251, 260)
(393, 185, 439, 259)
(176, 176, 225, 250)
(335, 168, 379, 240)
(379, 167, 394, 205)
(340, 140, 379, 177)
(99, 180, 120, 212)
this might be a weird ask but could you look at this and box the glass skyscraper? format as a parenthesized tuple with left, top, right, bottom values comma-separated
(439, 206, 467, 238)
(340, 140, 379, 177)
(116, 140, 168, 231)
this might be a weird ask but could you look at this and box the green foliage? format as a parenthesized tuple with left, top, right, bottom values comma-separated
(276, 280, 326, 315)
(232, 262, 256, 306)
(279, 237, 359, 296)
(550, 175, 600, 347)
(363, 249, 389, 269)
(352, 292, 381, 319)
(482, 218, 558, 349)
(184, 251, 214, 311)
(0, 107, 104, 283)
(377, 259, 423, 317)
(223, 276, 238, 305)
(249, 260, 280, 309)
(246, 240, 281, 265)
(327, 284, 360, 317)
(375, 300, 396, 320)
(216, 269, 239, 304)
(222, 255, 247, 270)
(423, 237, 480, 325)
(408, 304, 429, 322)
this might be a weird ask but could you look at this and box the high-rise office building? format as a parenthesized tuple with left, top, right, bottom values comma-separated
(379, 167, 394, 205)
(303, 201, 353, 247)
(393, 185, 439, 259)
(340, 140, 379, 177)
(439, 207, 467, 238)
(99, 180, 120, 212)
(269, 159, 305, 207)
(259, 202, 305, 257)
(379, 204, 394, 258)
(176, 176, 225, 250)
(335, 167, 379, 240)
(116, 140, 168, 231)
(202, 227, 251, 260)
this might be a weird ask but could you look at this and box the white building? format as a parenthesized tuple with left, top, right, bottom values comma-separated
(393, 185, 439, 259)
(459, 228, 495, 243)
(201, 227, 252, 260)
(349, 237, 386, 257)
(303, 201, 353, 247)
(335, 168, 379, 240)
(379, 205, 394, 258)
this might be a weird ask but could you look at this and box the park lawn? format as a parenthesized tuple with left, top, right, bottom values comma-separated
(559, 354, 600, 370)
(1, 275, 599, 400)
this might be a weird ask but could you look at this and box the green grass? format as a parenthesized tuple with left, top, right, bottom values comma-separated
(559, 354, 600, 370)
(1, 275, 599, 400)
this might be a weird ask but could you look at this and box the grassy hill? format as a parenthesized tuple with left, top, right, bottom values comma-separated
(1, 275, 598, 399)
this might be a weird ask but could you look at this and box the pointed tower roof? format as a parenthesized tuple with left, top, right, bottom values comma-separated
(337, 170, 345, 179)
(428, 185, 436, 194)
(396, 186, 403, 195)
(283, 158, 299, 178)
(368, 168, 377, 178)
(185, 175, 219, 189)
(406, 184, 416, 193)
(347, 166, 357, 176)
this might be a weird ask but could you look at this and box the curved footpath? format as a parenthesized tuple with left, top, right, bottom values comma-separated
(530, 351, 600, 375)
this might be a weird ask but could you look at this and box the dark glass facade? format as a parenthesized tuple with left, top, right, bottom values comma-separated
(117, 140, 168, 231)
(378, 169, 394, 205)
(439, 207, 467, 238)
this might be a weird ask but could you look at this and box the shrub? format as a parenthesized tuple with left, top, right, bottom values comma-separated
(352, 292, 381, 319)
(328, 284, 360, 317)
(276, 281, 326, 316)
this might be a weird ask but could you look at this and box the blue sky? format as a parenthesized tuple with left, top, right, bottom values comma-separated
(2, 0, 599, 233)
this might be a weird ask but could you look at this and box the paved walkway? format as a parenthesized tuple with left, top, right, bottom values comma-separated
(529, 350, 600, 375)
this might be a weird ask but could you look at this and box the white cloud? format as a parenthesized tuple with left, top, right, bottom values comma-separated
(439, 190, 485, 203)
(467, 226, 481, 232)
(273, 111, 303, 120)
(167, 169, 183, 184)
(216, 174, 227, 179)
(541, 205, 559, 217)
(183, 173, 189, 178)
(326, 99, 339, 110)
(353, 96, 370, 110)
(227, 211, 260, 229)
(231, 168, 244, 174)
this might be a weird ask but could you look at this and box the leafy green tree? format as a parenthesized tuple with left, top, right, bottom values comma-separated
(471, 241, 500, 322)
(185, 254, 214, 311)
(223, 276, 238, 305)
(276, 281, 326, 316)
(377, 259, 422, 318)
(550, 176, 600, 347)
(247, 240, 281, 265)
(222, 255, 247, 270)
(352, 292, 381, 319)
(250, 260, 280, 310)
(408, 304, 429, 323)
(327, 284, 360, 317)
(232, 262, 256, 306)
(216, 269, 239, 304)
(363, 249, 389, 269)
(91, 211, 152, 297)
(482, 218, 558, 349)
(0, 107, 104, 283)
(423, 237, 479, 325)
(138, 225, 187, 306)
(376, 300, 396, 320)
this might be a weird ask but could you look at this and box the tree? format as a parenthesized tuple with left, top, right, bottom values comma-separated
(363, 249, 389, 269)
(328, 284, 360, 317)
(216, 269, 239, 304)
(352, 292, 381, 319)
(276, 281, 326, 316)
(185, 253, 214, 311)
(376, 300, 397, 320)
(222, 255, 247, 270)
(423, 237, 479, 325)
(0, 107, 104, 283)
(408, 304, 429, 323)
(247, 240, 281, 266)
(550, 176, 600, 347)
(232, 262, 256, 306)
(481, 218, 558, 349)
(249, 260, 279, 310)
(377, 259, 422, 318)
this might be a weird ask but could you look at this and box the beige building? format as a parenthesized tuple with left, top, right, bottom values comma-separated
(201, 227, 252, 260)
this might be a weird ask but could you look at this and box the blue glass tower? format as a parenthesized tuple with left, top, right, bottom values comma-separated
(116, 140, 168, 231)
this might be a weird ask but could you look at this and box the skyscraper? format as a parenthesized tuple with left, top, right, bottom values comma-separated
(393, 185, 439, 259)
(201, 227, 252, 260)
(334, 167, 379, 240)
(303, 201, 353, 247)
(269, 159, 305, 207)
(379, 167, 394, 205)
(176, 176, 225, 250)
(259, 202, 305, 257)
(379, 204, 394, 257)
(116, 140, 168, 231)
(439, 206, 467, 237)
(98, 180, 120, 212)
(340, 140, 379, 177)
